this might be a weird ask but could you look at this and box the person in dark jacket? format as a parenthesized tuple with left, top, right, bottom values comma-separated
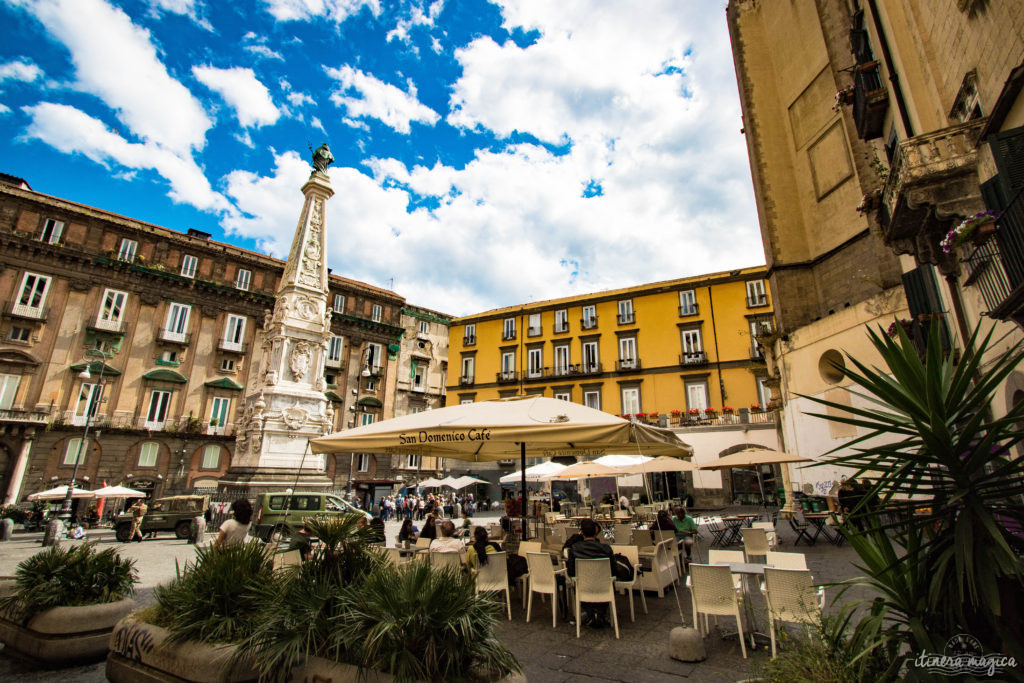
(567, 519, 614, 627)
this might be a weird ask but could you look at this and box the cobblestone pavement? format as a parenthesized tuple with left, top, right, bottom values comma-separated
(0, 510, 868, 681)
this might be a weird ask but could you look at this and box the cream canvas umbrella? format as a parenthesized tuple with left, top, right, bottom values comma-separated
(499, 461, 567, 483)
(27, 485, 94, 501)
(89, 485, 146, 498)
(417, 477, 444, 488)
(542, 461, 622, 480)
(450, 475, 488, 489)
(700, 448, 814, 511)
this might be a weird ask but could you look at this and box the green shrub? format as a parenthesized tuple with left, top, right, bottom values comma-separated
(148, 541, 274, 645)
(0, 542, 137, 623)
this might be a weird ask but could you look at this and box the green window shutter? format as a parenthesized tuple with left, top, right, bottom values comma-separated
(979, 176, 1007, 212)
(990, 126, 1024, 195)
(410, 360, 418, 379)
(901, 266, 942, 316)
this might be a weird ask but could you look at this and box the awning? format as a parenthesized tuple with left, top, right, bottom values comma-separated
(325, 391, 344, 402)
(142, 369, 188, 384)
(204, 377, 245, 391)
(69, 361, 122, 377)
(357, 396, 383, 408)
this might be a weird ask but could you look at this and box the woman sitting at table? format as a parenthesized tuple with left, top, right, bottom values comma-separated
(397, 518, 419, 545)
(420, 512, 438, 541)
(465, 526, 501, 571)
(649, 509, 676, 534)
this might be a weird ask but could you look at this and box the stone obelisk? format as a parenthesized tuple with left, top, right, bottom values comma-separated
(220, 144, 337, 491)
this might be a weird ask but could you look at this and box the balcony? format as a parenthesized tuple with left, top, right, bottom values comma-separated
(158, 328, 191, 345)
(852, 61, 889, 140)
(680, 351, 707, 367)
(615, 359, 641, 372)
(90, 317, 124, 334)
(880, 119, 988, 254)
(617, 312, 635, 325)
(551, 363, 579, 378)
(325, 355, 343, 369)
(4, 301, 48, 321)
(502, 330, 516, 341)
(366, 363, 383, 377)
(678, 304, 699, 317)
(218, 338, 248, 354)
(579, 362, 602, 375)
(459, 375, 475, 386)
(527, 326, 542, 337)
(580, 316, 598, 330)
(525, 367, 545, 380)
(963, 191, 1024, 327)
(746, 296, 768, 308)
(0, 408, 50, 425)
(463, 335, 476, 346)
(496, 371, 519, 384)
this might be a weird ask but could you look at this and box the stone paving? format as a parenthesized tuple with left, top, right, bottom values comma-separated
(0, 511, 867, 682)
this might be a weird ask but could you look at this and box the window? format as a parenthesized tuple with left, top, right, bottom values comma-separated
(412, 361, 426, 391)
(500, 351, 516, 380)
(222, 314, 246, 352)
(407, 454, 421, 468)
(371, 304, 382, 322)
(73, 382, 102, 426)
(145, 390, 172, 429)
(553, 344, 570, 376)
(581, 305, 596, 329)
(180, 254, 198, 278)
(582, 340, 599, 373)
(464, 324, 476, 345)
(357, 454, 370, 472)
(365, 378, 377, 392)
(209, 396, 230, 432)
(235, 268, 252, 291)
(554, 309, 568, 333)
(63, 437, 84, 466)
(9, 326, 30, 342)
(617, 300, 634, 324)
(527, 348, 543, 378)
(97, 289, 128, 330)
(162, 350, 178, 363)
(621, 387, 640, 415)
(749, 316, 772, 358)
(0, 374, 21, 409)
(138, 442, 159, 467)
(679, 290, 697, 316)
(503, 317, 516, 340)
(584, 390, 601, 410)
(327, 336, 344, 366)
(619, 337, 638, 369)
(360, 413, 375, 426)
(202, 445, 221, 469)
(39, 219, 63, 244)
(117, 238, 137, 263)
(365, 342, 382, 373)
(681, 329, 704, 365)
(746, 279, 768, 307)
(554, 391, 570, 401)
(333, 294, 345, 312)
(220, 358, 235, 372)
(528, 313, 541, 336)
(418, 320, 429, 334)
(460, 398, 474, 404)
(757, 377, 771, 410)
(163, 302, 191, 342)
(14, 272, 50, 317)
(461, 356, 475, 383)
(686, 383, 709, 412)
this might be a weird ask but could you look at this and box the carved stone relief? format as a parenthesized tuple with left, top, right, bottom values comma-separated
(289, 341, 311, 381)
(282, 403, 308, 430)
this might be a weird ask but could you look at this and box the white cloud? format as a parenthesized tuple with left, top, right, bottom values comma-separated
(22, 102, 230, 213)
(243, 32, 283, 60)
(145, 0, 212, 30)
(286, 90, 315, 108)
(324, 65, 439, 134)
(386, 0, 444, 44)
(18, 0, 211, 154)
(192, 65, 281, 128)
(262, 0, 380, 23)
(0, 59, 44, 84)
(0, 103, 11, 115)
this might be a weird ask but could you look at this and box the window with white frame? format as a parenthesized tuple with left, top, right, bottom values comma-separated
(528, 313, 541, 336)
(220, 358, 235, 372)
(365, 378, 376, 392)
(501, 351, 516, 379)
(202, 444, 221, 469)
(63, 437, 84, 466)
(412, 361, 426, 391)
(617, 299, 634, 324)
(464, 324, 476, 344)
(418, 320, 429, 334)
(503, 317, 516, 340)
(681, 329, 703, 363)
(749, 317, 772, 357)
(619, 337, 637, 369)
(235, 268, 252, 291)
(554, 308, 568, 333)
(360, 413, 375, 426)
(407, 454, 421, 468)
(327, 336, 344, 366)
(73, 382, 101, 426)
(333, 294, 345, 312)
(461, 356, 475, 383)
(222, 314, 246, 352)
(9, 326, 30, 342)
(365, 342, 382, 372)
(686, 382, 709, 412)
(97, 289, 128, 331)
(371, 304, 382, 322)
(138, 441, 159, 467)
(0, 374, 20, 410)
(357, 454, 370, 472)
(582, 340, 599, 372)
(117, 238, 137, 262)
(583, 390, 601, 410)
(581, 305, 596, 329)
(746, 279, 768, 307)
(460, 398, 474, 404)
(527, 347, 543, 377)
(209, 396, 230, 431)
(161, 350, 178, 364)
(39, 219, 63, 245)
(145, 390, 172, 429)
(621, 387, 641, 415)
(180, 254, 198, 278)
(554, 391, 570, 401)
(163, 302, 191, 342)
(553, 344, 570, 376)
(679, 289, 697, 316)
(757, 377, 771, 409)
(14, 273, 50, 318)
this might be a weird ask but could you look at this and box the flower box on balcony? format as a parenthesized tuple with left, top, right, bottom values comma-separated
(941, 211, 1001, 254)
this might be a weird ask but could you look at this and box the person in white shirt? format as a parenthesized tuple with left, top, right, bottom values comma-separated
(429, 520, 466, 557)
(216, 498, 252, 547)
(619, 494, 630, 511)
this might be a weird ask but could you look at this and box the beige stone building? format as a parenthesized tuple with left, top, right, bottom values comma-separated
(0, 174, 408, 503)
(726, 0, 1024, 493)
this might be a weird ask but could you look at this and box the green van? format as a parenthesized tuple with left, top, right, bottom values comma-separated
(254, 491, 370, 539)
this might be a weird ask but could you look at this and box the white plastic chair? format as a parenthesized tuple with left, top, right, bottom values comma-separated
(429, 551, 463, 570)
(705, 549, 744, 591)
(525, 552, 564, 628)
(381, 547, 405, 566)
(272, 549, 301, 571)
(752, 521, 778, 549)
(766, 551, 807, 570)
(475, 551, 511, 620)
(640, 539, 678, 597)
(610, 544, 648, 621)
(613, 524, 634, 544)
(631, 528, 653, 547)
(572, 558, 620, 639)
(762, 568, 825, 658)
(689, 563, 746, 658)
(741, 527, 771, 562)
(516, 541, 542, 607)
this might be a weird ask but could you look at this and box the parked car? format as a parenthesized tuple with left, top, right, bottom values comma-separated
(254, 491, 371, 540)
(114, 495, 210, 542)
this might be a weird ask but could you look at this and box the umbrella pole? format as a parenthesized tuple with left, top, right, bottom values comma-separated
(520, 442, 528, 539)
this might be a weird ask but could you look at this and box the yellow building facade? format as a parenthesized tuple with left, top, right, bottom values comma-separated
(446, 267, 775, 421)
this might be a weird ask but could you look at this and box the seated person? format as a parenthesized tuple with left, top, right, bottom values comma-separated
(368, 516, 386, 543)
(672, 506, 698, 560)
(649, 509, 676, 533)
(420, 513, 438, 541)
(567, 519, 615, 628)
(464, 526, 501, 571)
(429, 520, 466, 556)
(396, 518, 419, 545)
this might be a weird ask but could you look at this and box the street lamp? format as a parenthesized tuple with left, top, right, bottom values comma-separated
(58, 347, 108, 522)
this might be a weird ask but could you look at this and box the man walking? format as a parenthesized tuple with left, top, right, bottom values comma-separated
(128, 498, 147, 543)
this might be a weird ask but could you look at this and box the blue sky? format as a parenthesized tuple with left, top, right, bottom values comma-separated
(0, 0, 762, 316)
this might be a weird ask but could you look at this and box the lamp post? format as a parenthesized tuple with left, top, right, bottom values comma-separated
(58, 347, 108, 522)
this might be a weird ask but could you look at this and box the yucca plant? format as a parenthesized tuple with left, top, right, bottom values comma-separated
(337, 562, 521, 682)
(0, 542, 137, 623)
(805, 322, 1024, 667)
(148, 541, 274, 644)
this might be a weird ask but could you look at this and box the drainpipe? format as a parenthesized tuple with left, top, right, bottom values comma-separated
(866, 0, 914, 137)
(707, 286, 725, 406)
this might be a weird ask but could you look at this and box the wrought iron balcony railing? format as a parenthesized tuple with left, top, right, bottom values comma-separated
(962, 189, 1024, 323)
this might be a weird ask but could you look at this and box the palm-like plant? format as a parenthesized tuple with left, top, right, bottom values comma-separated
(805, 322, 1024, 665)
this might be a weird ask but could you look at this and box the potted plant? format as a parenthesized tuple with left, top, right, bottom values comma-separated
(749, 403, 762, 413)
(704, 407, 717, 418)
(0, 543, 137, 666)
(634, 412, 646, 422)
(939, 210, 1001, 254)
(721, 406, 733, 415)
(832, 85, 854, 111)
(856, 189, 882, 215)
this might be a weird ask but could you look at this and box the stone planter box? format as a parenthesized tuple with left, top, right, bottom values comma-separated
(105, 616, 258, 683)
(0, 579, 135, 666)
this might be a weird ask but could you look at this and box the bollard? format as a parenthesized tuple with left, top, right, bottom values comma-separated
(42, 518, 64, 547)
(0, 517, 13, 541)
